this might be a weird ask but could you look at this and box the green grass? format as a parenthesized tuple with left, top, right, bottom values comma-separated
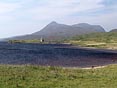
(66, 32, 117, 49)
(0, 65, 117, 88)
(8, 39, 42, 44)
(71, 32, 117, 42)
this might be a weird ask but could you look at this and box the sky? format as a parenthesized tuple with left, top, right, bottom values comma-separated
(0, 0, 117, 38)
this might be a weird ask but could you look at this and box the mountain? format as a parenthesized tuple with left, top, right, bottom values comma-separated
(33, 22, 105, 36)
(4, 21, 105, 41)
(110, 29, 117, 32)
(31, 21, 105, 40)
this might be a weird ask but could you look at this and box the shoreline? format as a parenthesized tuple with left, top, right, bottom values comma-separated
(0, 63, 117, 70)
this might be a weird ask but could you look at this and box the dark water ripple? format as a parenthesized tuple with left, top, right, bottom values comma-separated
(0, 42, 117, 67)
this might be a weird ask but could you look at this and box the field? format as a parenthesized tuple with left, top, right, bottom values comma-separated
(0, 64, 117, 88)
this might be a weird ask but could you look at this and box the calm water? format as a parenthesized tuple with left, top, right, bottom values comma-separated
(0, 42, 117, 67)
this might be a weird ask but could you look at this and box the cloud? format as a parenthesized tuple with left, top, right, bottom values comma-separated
(0, 2, 21, 23)
(28, 0, 104, 20)
(57, 11, 117, 31)
(0, 2, 20, 14)
(0, 15, 14, 21)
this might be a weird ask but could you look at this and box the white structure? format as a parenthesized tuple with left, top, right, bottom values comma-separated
(40, 37, 44, 43)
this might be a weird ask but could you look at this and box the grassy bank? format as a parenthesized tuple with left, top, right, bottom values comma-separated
(67, 32, 117, 49)
(0, 65, 117, 88)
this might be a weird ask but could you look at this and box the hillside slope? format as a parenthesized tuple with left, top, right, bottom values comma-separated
(66, 32, 117, 49)
(110, 29, 117, 32)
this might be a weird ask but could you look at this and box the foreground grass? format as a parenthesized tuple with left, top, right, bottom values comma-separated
(0, 65, 117, 88)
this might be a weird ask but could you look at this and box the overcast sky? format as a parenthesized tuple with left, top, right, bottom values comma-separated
(0, 0, 117, 38)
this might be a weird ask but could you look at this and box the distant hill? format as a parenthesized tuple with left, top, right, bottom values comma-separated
(110, 29, 117, 32)
(69, 32, 117, 42)
(66, 32, 117, 49)
(4, 21, 105, 41)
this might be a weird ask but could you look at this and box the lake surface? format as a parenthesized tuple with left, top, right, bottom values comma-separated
(0, 42, 117, 67)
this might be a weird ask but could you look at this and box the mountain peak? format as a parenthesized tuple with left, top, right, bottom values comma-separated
(72, 23, 90, 27)
(49, 21, 58, 25)
(78, 23, 90, 25)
